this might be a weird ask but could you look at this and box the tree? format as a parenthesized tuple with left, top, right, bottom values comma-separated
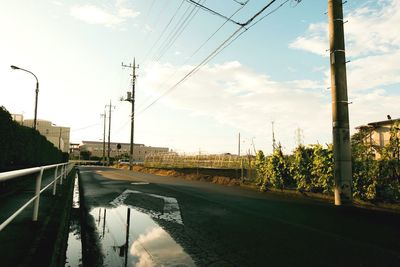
(254, 150, 266, 185)
(292, 145, 313, 192)
(351, 128, 379, 200)
(80, 150, 92, 160)
(265, 145, 293, 190)
(311, 144, 334, 194)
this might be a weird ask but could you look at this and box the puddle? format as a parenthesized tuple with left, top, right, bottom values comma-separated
(65, 174, 83, 267)
(65, 216, 82, 267)
(72, 174, 80, 208)
(130, 182, 150, 185)
(65, 177, 194, 267)
(90, 205, 195, 267)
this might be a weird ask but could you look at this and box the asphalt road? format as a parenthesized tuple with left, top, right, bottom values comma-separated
(77, 166, 400, 267)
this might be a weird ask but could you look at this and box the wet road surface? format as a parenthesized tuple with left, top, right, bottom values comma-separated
(75, 166, 400, 266)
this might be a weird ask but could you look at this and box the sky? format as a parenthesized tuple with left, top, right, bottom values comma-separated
(1, 0, 399, 155)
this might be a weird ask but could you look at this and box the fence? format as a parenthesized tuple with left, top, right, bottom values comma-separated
(144, 153, 254, 169)
(0, 162, 73, 231)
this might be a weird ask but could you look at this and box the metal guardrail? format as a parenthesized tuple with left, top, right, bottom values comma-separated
(0, 162, 73, 231)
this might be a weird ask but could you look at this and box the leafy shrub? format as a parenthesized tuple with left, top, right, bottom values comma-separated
(0, 106, 65, 171)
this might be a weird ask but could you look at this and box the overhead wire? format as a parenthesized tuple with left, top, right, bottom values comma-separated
(154, 0, 205, 61)
(150, 1, 201, 63)
(137, 0, 293, 114)
(141, 0, 186, 64)
(136, 1, 248, 111)
(141, 0, 172, 46)
(142, 0, 156, 29)
(184, 0, 241, 26)
(232, 0, 250, 5)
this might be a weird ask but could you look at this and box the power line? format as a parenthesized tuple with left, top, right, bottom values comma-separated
(141, 0, 186, 64)
(185, 0, 242, 26)
(136, 2, 248, 111)
(232, 0, 250, 5)
(152, 1, 202, 63)
(137, 26, 244, 115)
(155, 1, 204, 61)
(142, 0, 172, 46)
(137, 0, 292, 114)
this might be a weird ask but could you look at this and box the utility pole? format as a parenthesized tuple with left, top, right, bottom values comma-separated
(105, 101, 115, 166)
(122, 58, 139, 171)
(238, 132, 241, 156)
(251, 137, 257, 155)
(272, 121, 276, 152)
(295, 128, 303, 147)
(328, 0, 352, 205)
(58, 127, 62, 150)
(101, 111, 106, 166)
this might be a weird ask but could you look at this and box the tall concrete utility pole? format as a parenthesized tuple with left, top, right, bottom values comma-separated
(328, 0, 352, 205)
(101, 111, 106, 166)
(122, 58, 139, 171)
(105, 101, 115, 166)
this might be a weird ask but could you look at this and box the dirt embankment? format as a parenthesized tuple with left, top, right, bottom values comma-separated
(115, 164, 242, 186)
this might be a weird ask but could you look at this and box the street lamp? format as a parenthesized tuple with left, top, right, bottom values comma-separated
(10, 65, 39, 130)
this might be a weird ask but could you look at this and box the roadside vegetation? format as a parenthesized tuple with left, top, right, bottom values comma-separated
(255, 122, 400, 203)
(0, 106, 67, 172)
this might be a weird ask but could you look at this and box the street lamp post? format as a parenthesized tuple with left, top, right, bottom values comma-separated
(10, 65, 39, 130)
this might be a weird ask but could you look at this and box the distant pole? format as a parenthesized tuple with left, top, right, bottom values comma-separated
(251, 137, 256, 155)
(272, 121, 276, 152)
(101, 111, 106, 166)
(58, 127, 62, 149)
(122, 58, 139, 171)
(328, 0, 352, 205)
(238, 132, 241, 156)
(105, 101, 115, 165)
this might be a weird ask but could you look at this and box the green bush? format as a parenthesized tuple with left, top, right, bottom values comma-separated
(261, 146, 293, 190)
(254, 127, 399, 203)
(0, 106, 65, 171)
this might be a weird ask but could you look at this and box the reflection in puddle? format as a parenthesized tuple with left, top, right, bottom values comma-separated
(90, 206, 195, 267)
(65, 216, 82, 267)
(65, 175, 83, 267)
(72, 174, 80, 208)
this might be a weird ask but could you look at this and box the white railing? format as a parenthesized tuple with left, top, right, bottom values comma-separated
(0, 162, 73, 231)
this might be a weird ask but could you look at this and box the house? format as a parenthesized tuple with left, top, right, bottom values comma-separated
(355, 117, 400, 159)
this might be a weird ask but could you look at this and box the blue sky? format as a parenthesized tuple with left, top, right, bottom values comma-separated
(1, 0, 399, 155)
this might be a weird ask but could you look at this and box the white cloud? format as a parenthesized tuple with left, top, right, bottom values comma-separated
(138, 62, 331, 152)
(137, 60, 399, 152)
(347, 51, 400, 92)
(290, 0, 400, 93)
(350, 89, 400, 129)
(130, 226, 194, 266)
(289, 0, 400, 57)
(70, 2, 139, 27)
(290, 22, 328, 57)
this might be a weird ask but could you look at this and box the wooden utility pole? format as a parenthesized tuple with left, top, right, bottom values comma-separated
(328, 0, 352, 205)
(105, 101, 115, 166)
(122, 58, 139, 171)
(101, 111, 106, 166)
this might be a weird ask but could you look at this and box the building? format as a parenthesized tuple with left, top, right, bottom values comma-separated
(24, 119, 70, 153)
(11, 114, 24, 124)
(355, 118, 400, 159)
(79, 140, 169, 162)
(69, 143, 80, 159)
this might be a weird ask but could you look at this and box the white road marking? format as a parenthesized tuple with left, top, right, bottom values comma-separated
(131, 182, 150, 185)
(109, 189, 183, 225)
